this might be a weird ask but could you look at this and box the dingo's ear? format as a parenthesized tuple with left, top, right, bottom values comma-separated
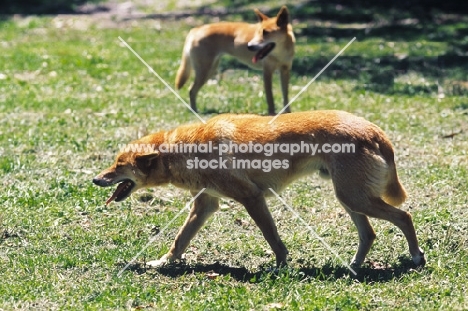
(254, 8, 269, 22)
(276, 6, 289, 28)
(135, 152, 159, 169)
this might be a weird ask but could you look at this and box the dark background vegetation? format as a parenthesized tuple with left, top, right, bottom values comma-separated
(0, 0, 101, 14)
(2, 0, 468, 16)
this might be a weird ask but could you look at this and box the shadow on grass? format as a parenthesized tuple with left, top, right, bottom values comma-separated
(120, 257, 426, 283)
(218, 54, 468, 96)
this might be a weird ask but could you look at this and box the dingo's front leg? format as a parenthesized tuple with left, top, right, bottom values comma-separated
(262, 66, 276, 115)
(146, 193, 219, 267)
(280, 65, 291, 113)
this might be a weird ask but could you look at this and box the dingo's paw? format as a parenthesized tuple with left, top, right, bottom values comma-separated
(146, 255, 171, 268)
(413, 248, 426, 267)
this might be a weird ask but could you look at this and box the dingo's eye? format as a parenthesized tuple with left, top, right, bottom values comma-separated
(262, 29, 269, 36)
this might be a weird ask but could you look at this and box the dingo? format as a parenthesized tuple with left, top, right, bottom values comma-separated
(175, 6, 295, 115)
(93, 110, 425, 268)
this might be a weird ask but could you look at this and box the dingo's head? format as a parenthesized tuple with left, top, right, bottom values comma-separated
(248, 6, 290, 63)
(93, 150, 165, 205)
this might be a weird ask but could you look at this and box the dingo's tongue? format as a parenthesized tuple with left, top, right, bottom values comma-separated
(252, 55, 259, 64)
(106, 182, 127, 205)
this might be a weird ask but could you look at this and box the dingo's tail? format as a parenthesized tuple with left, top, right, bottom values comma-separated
(175, 38, 192, 89)
(383, 163, 407, 206)
(379, 137, 407, 206)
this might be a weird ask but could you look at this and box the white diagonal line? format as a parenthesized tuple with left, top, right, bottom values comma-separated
(117, 188, 206, 277)
(269, 37, 356, 124)
(268, 188, 357, 275)
(118, 36, 206, 124)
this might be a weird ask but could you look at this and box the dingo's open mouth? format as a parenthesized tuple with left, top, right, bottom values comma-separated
(252, 42, 276, 63)
(106, 179, 135, 205)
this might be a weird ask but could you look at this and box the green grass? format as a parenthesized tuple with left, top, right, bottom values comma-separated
(1, 1, 468, 310)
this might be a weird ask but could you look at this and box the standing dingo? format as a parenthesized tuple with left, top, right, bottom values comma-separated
(93, 110, 426, 269)
(175, 6, 295, 115)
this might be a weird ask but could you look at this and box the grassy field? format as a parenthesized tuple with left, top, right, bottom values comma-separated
(1, 1, 467, 310)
